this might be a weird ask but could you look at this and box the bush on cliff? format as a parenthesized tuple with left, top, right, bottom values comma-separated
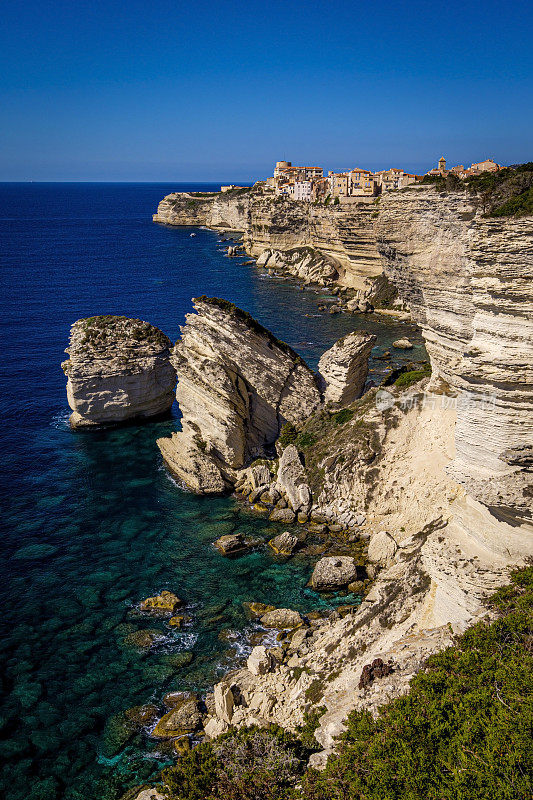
(301, 563, 533, 800)
(163, 725, 308, 800)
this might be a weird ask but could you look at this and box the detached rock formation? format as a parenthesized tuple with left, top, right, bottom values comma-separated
(62, 316, 176, 428)
(157, 297, 321, 493)
(318, 332, 376, 408)
(376, 187, 533, 524)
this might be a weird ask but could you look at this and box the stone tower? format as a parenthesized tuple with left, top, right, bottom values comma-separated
(438, 156, 447, 172)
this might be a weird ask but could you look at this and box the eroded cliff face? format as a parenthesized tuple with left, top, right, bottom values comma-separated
(63, 316, 176, 428)
(157, 297, 321, 493)
(153, 190, 391, 298)
(375, 187, 533, 525)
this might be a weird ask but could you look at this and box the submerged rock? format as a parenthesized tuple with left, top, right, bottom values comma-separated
(140, 590, 183, 616)
(123, 630, 162, 650)
(157, 297, 321, 494)
(62, 315, 176, 428)
(318, 332, 376, 408)
(214, 533, 248, 556)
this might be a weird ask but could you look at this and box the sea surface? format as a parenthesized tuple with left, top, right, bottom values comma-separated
(0, 183, 426, 799)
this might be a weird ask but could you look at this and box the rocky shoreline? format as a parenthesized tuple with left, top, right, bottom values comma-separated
(62, 185, 532, 798)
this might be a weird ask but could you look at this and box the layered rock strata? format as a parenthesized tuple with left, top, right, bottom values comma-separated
(157, 297, 321, 493)
(376, 187, 533, 524)
(318, 331, 377, 408)
(62, 316, 176, 428)
(153, 189, 395, 300)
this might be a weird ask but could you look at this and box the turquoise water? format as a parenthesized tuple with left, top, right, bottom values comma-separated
(0, 183, 425, 799)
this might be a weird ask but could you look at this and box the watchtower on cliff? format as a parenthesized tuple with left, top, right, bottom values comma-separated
(438, 156, 447, 172)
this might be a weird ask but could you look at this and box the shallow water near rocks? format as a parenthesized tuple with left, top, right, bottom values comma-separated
(0, 183, 425, 799)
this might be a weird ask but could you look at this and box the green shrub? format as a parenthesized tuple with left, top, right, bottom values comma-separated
(301, 564, 533, 800)
(333, 196, 340, 205)
(332, 408, 355, 426)
(394, 363, 431, 388)
(278, 422, 298, 448)
(164, 725, 308, 800)
(296, 432, 318, 449)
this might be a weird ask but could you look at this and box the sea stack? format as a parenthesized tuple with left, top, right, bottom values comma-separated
(157, 297, 321, 493)
(318, 331, 377, 408)
(62, 315, 176, 428)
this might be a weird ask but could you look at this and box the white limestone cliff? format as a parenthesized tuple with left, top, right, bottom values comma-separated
(62, 316, 176, 428)
(157, 297, 321, 493)
(376, 186, 533, 525)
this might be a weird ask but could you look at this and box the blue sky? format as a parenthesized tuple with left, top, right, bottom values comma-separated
(1, 0, 532, 181)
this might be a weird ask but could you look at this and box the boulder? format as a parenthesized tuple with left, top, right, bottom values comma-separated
(140, 590, 183, 616)
(213, 682, 234, 723)
(163, 691, 198, 709)
(277, 445, 312, 513)
(247, 645, 273, 676)
(268, 508, 296, 523)
(214, 533, 248, 556)
(392, 338, 413, 349)
(260, 608, 303, 629)
(268, 531, 299, 555)
(318, 332, 376, 408)
(310, 556, 358, 590)
(204, 716, 229, 738)
(367, 531, 397, 567)
(123, 629, 161, 650)
(151, 698, 203, 738)
(63, 316, 176, 428)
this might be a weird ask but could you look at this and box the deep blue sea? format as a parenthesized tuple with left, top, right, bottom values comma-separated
(0, 183, 425, 799)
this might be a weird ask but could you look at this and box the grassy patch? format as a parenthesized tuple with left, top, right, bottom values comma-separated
(394, 363, 431, 388)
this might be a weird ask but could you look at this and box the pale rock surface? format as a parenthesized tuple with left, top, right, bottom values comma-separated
(376, 187, 533, 524)
(367, 531, 397, 567)
(204, 716, 229, 738)
(157, 298, 321, 493)
(213, 682, 234, 723)
(310, 556, 358, 590)
(276, 445, 312, 512)
(392, 338, 413, 349)
(63, 316, 175, 428)
(318, 332, 376, 408)
(247, 645, 273, 675)
(268, 531, 299, 555)
(259, 608, 303, 628)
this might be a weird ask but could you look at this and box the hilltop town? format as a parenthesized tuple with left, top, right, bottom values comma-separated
(226, 155, 503, 203)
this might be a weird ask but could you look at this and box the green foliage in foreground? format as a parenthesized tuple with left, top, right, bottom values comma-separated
(163, 725, 310, 800)
(160, 566, 532, 800)
(302, 564, 533, 800)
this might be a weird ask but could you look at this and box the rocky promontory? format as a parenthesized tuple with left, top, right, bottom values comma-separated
(157, 297, 322, 493)
(153, 188, 397, 305)
(62, 315, 176, 428)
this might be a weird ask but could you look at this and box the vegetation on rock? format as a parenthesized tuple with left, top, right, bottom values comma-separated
(421, 162, 533, 217)
(302, 563, 533, 800)
(157, 565, 532, 800)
